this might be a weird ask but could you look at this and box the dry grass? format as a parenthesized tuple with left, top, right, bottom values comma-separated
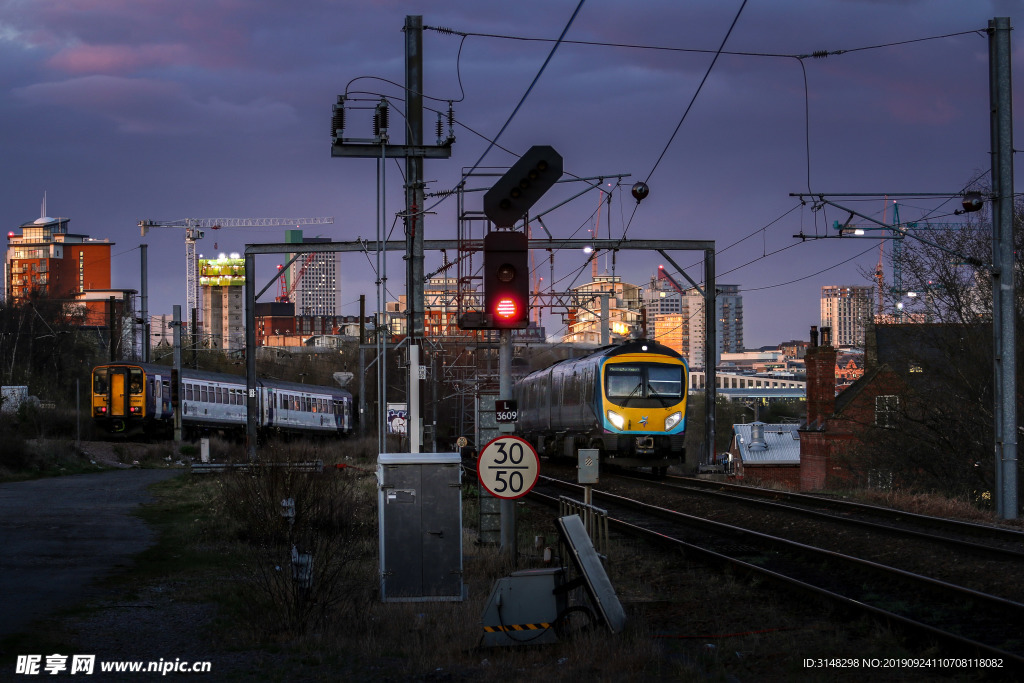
(853, 488, 1024, 530)
(131, 438, 693, 680)
(7, 433, 990, 680)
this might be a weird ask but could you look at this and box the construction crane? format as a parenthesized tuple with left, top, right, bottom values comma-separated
(657, 265, 687, 295)
(833, 201, 971, 321)
(139, 216, 334, 320)
(275, 253, 316, 305)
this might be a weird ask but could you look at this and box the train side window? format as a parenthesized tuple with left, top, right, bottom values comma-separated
(185, 384, 193, 401)
(200, 386, 208, 402)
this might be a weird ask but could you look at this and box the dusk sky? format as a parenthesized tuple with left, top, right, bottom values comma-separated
(2, 0, 1021, 348)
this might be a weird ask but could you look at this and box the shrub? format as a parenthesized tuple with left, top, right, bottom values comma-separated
(219, 440, 376, 635)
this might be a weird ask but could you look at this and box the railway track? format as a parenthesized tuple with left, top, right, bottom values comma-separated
(519, 471, 1024, 671)
(663, 473, 1024, 556)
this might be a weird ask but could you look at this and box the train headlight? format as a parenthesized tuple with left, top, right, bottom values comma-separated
(664, 412, 682, 431)
(607, 410, 626, 430)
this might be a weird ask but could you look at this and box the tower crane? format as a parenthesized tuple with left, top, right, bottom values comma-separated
(657, 265, 687, 295)
(139, 216, 334, 321)
(275, 253, 316, 305)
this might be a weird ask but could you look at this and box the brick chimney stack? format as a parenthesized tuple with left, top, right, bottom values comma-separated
(804, 325, 837, 428)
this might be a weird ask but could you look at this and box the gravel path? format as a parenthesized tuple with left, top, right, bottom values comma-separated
(0, 468, 181, 640)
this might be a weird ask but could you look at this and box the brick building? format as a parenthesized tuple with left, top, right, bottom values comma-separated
(4, 209, 136, 356)
(5, 213, 112, 305)
(798, 323, 956, 491)
(729, 422, 802, 489)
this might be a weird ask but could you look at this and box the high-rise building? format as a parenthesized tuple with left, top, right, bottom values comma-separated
(642, 272, 743, 369)
(199, 256, 245, 350)
(562, 275, 642, 344)
(820, 285, 873, 348)
(285, 231, 342, 316)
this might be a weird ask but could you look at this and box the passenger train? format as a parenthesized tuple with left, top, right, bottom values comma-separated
(514, 339, 688, 475)
(91, 362, 354, 439)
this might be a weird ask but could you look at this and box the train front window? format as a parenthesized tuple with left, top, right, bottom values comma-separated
(129, 368, 144, 395)
(605, 367, 643, 399)
(648, 366, 683, 399)
(605, 363, 683, 407)
(93, 368, 109, 394)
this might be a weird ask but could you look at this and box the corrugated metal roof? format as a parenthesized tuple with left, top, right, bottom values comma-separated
(733, 422, 801, 465)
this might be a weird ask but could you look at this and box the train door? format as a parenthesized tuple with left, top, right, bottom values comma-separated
(110, 369, 128, 417)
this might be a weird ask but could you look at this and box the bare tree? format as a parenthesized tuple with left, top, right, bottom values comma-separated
(843, 187, 1022, 503)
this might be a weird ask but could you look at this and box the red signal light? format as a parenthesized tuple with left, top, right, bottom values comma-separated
(495, 298, 518, 319)
(481, 231, 530, 329)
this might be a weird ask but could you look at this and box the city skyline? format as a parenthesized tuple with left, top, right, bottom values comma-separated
(1, 1, 1019, 347)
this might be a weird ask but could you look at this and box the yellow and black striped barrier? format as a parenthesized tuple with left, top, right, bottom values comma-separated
(483, 622, 551, 633)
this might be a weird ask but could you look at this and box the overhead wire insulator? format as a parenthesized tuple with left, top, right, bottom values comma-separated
(378, 98, 389, 131)
(331, 100, 345, 140)
(436, 112, 444, 145)
(447, 102, 455, 141)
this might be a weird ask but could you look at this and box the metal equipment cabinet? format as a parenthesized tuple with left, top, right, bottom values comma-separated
(377, 453, 464, 602)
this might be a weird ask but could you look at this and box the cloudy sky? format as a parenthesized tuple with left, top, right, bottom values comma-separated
(2, 0, 1021, 347)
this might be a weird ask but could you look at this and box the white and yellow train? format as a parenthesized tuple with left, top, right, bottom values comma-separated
(91, 362, 354, 440)
(514, 339, 688, 475)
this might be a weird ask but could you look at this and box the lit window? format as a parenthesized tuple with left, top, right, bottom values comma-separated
(875, 395, 899, 428)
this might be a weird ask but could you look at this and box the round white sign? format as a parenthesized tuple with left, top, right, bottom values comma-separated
(477, 436, 540, 499)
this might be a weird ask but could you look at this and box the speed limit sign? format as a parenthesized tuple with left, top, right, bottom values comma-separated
(477, 436, 539, 499)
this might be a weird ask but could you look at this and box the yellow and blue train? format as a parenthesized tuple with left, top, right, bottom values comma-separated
(514, 339, 688, 475)
(91, 362, 354, 439)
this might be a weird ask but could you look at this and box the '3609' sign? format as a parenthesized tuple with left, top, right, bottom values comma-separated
(476, 436, 539, 499)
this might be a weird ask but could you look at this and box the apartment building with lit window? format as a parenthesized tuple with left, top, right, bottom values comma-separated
(5, 213, 112, 305)
(820, 285, 873, 348)
(642, 272, 744, 369)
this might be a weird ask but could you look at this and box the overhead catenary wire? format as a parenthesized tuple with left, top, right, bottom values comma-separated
(340, 16, 995, 345)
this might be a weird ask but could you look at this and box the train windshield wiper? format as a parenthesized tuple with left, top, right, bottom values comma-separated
(647, 386, 672, 407)
(621, 380, 643, 405)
